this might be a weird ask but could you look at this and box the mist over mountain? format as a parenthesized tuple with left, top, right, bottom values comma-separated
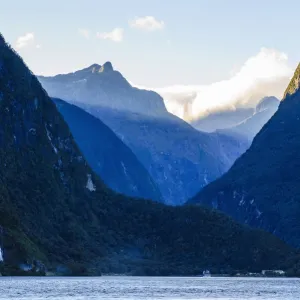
(76, 105, 250, 205)
(153, 48, 291, 124)
(129, 49, 288, 144)
(191, 107, 254, 132)
(217, 96, 280, 142)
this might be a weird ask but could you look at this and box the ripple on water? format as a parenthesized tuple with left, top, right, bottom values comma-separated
(0, 277, 299, 300)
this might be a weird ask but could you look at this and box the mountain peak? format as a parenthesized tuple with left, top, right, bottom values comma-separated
(38, 62, 168, 116)
(87, 64, 101, 73)
(86, 62, 114, 73)
(100, 61, 113, 72)
(256, 96, 279, 112)
(0, 33, 4, 43)
(283, 63, 300, 99)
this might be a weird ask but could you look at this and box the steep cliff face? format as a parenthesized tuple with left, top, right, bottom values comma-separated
(0, 34, 112, 269)
(38, 63, 168, 117)
(53, 98, 162, 202)
(190, 64, 300, 248)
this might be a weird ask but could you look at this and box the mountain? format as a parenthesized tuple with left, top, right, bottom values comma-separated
(0, 33, 296, 276)
(0, 34, 114, 272)
(191, 108, 254, 132)
(189, 64, 300, 248)
(39, 63, 167, 117)
(75, 105, 252, 205)
(219, 97, 280, 141)
(39, 65, 249, 205)
(52, 98, 162, 202)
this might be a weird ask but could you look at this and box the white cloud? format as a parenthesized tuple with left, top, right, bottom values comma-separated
(147, 48, 293, 121)
(16, 33, 35, 49)
(36, 44, 42, 49)
(129, 16, 165, 31)
(96, 28, 124, 42)
(78, 28, 90, 39)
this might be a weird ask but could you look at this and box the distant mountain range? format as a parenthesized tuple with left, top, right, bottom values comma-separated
(39, 63, 167, 117)
(219, 97, 280, 142)
(192, 108, 254, 132)
(189, 64, 300, 248)
(39, 64, 250, 205)
(75, 105, 250, 205)
(192, 96, 279, 141)
(52, 98, 162, 202)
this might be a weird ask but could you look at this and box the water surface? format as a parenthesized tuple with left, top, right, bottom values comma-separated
(0, 276, 299, 299)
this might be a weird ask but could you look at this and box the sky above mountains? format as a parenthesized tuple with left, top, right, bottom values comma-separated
(1, 0, 300, 118)
(153, 48, 292, 120)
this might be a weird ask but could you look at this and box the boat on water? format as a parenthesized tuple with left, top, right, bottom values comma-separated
(202, 270, 211, 277)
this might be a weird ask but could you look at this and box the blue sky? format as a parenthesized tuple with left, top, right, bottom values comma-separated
(1, 0, 300, 87)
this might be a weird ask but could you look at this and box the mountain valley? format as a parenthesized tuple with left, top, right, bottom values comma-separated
(0, 32, 298, 276)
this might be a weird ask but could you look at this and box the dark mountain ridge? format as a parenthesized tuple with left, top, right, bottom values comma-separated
(190, 64, 300, 248)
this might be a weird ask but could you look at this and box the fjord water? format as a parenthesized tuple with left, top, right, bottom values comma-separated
(0, 277, 299, 299)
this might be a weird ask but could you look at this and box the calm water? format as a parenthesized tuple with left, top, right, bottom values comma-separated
(0, 276, 299, 299)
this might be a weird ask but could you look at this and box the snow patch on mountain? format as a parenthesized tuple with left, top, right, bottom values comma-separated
(86, 174, 96, 192)
(45, 125, 58, 154)
(0, 247, 3, 262)
(121, 162, 128, 177)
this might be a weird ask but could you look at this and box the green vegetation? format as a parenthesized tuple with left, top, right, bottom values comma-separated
(284, 63, 300, 98)
(0, 32, 298, 276)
